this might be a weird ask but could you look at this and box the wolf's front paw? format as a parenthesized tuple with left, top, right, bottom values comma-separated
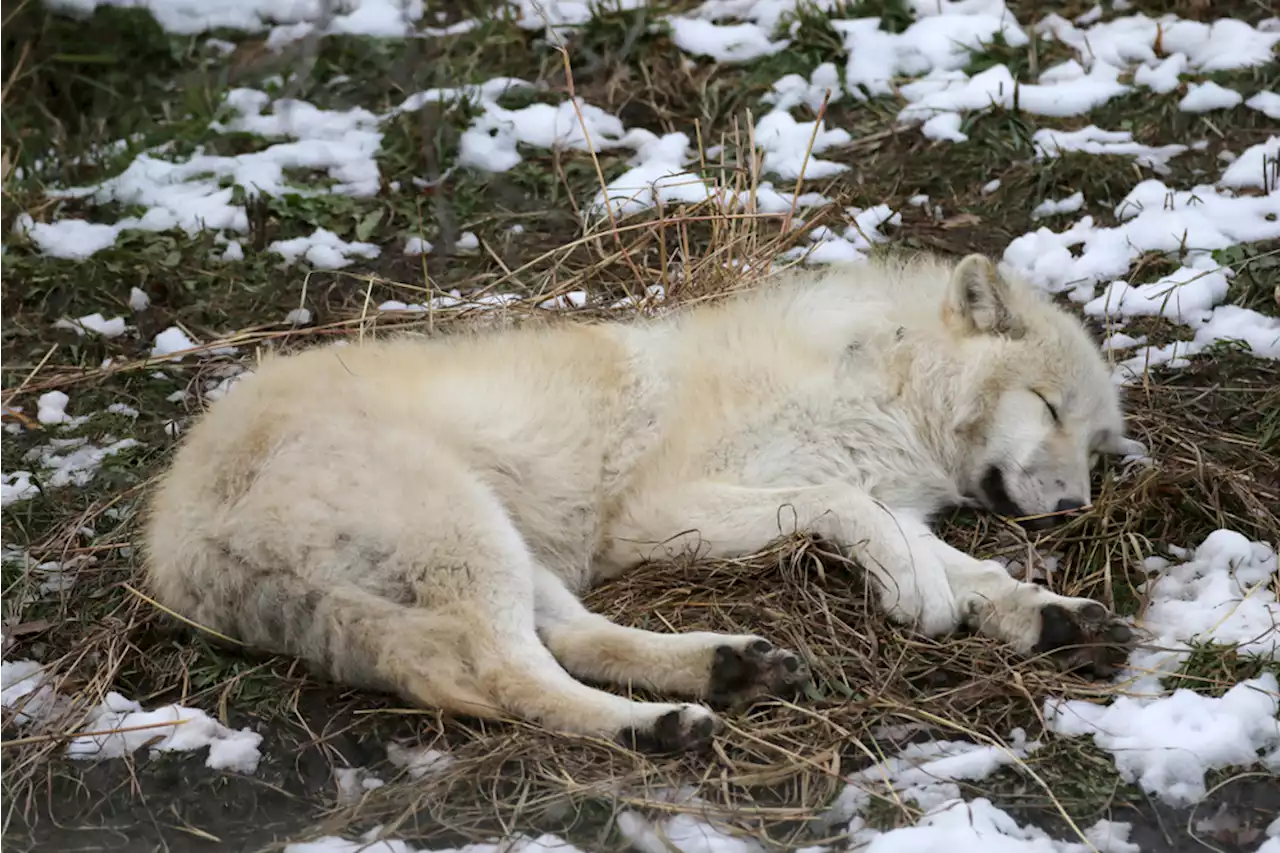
(1034, 600, 1135, 678)
(707, 638, 810, 708)
(615, 704, 719, 754)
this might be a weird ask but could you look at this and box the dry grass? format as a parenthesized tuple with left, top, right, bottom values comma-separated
(3, 3, 1279, 851)
(4, 180, 1276, 849)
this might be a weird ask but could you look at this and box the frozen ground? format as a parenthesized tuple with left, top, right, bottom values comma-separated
(1, 0, 1277, 851)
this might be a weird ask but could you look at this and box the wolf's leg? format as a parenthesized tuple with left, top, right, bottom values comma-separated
(533, 567, 809, 706)
(926, 538, 1134, 676)
(383, 485, 721, 753)
(604, 483, 961, 636)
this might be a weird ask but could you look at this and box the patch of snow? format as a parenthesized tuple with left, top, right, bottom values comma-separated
(68, 691, 262, 772)
(107, 403, 140, 418)
(54, 313, 127, 338)
(763, 63, 842, 113)
(921, 112, 967, 142)
(385, 742, 455, 779)
(13, 215, 126, 260)
(2, 660, 64, 724)
(1218, 136, 1279, 190)
(833, 10, 1029, 103)
(538, 291, 587, 310)
(404, 236, 432, 256)
(754, 110, 852, 180)
(1032, 126, 1187, 173)
(1179, 81, 1244, 113)
(1084, 264, 1230, 326)
(2, 658, 262, 772)
(1031, 192, 1085, 220)
(587, 132, 714, 219)
(667, 18, 790, 63)
(1004, 179, 1280, 304)
(284, 831, 589, 853)
(898, 63, 1129, 131)
(1046, 531, 1280, 806)
(335, 767, 385, 804)
(1037, 14, 1280, 74)
(458, 98, 628, 173)
(129, 287, 151, 311)
(269, 227, 379, 269)
(812, 730, 1145, 853)
(1133, 53, 1187, 94)
(1245, 91, 1280, 120)
(36, 391, 72, 425)
(152, 326, 199, 360)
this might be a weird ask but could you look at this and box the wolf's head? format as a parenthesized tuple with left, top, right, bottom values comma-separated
(941, 255, 1145, 530)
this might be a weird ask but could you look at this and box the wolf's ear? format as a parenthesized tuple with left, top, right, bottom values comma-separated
(945, 254, 1025, 338)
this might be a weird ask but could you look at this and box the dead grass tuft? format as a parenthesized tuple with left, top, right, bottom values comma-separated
(4, 3, 1279, 849)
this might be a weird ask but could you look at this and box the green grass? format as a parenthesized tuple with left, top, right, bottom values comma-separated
(3, 0, 1279, 850)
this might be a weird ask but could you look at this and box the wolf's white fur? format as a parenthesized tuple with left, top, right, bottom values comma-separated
(144, 254, 1142, 750)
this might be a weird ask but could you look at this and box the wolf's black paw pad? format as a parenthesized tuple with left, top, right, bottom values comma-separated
(616, 706, 718, 755)
(1035, 601, 1135, 679)
(708, 638, 810, 707)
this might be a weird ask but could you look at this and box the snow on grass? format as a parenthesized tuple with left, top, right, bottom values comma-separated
(1, 659, 263, 773)
(1030, 192, 1084, 220)
(2, 434, 140, 508)
(8, 1, 1280, 849)
(667, 18, 790, 63)
(1030, 127, 1187, 174)
(53, 312, 128, 338)
(1036, 13, 1280, 73)
(0, 545, 92, 596)
(285, 831, 590, 853)
(460, 733, 1143, 853)
(12, 214, 126, 260)
(404, 236, 433, 256)
(16, 3, 1277, 278)
(151, 325, 200, 359)
(458, 98, 629, 172)
(897, 62, 1130, 129)
(269, 227, 380, 269)
(1046, 530, 1280, 806)
(1002, 150, 1280, 378)
(69, 691, 264, 773)
(334, 766, 385, 804)
(1178, 81, 1244, 113)
(36, 391, 72, 425)
(1245, 91, 1280, 120)
(386, 742, 455, 779)
(12, 79, 532, 261)
(129, 286, 151, 311)
(1219, 136, 1280, 190)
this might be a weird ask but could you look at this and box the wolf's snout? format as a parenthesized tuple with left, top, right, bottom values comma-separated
(1024, 498, 1086, 531)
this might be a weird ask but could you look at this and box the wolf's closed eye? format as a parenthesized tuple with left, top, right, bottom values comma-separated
(1033, 390, 1060, 424)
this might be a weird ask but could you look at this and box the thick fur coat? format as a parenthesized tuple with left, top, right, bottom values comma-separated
(144, 254, 1143, 751)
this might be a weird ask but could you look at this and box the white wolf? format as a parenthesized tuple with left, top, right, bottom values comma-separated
(144, 253, 1142, 752)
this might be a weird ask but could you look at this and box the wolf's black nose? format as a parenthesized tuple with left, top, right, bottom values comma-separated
(1055, 498, 1085, 514)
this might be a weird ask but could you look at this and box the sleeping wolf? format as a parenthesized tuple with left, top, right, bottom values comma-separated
(144, 253, 1142, 752)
